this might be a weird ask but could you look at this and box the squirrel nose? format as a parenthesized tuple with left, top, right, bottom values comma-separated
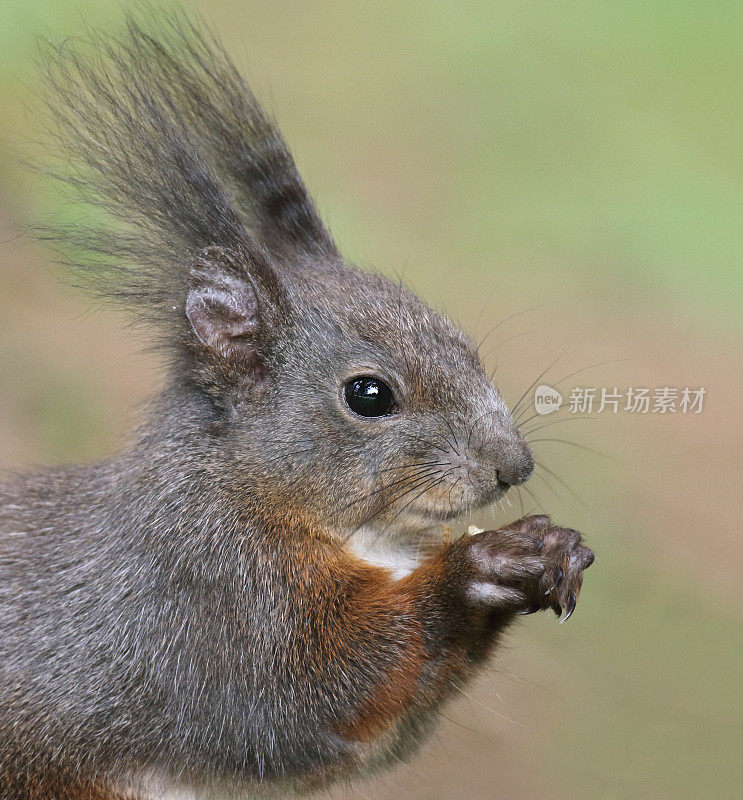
(494, 438, 534, 487)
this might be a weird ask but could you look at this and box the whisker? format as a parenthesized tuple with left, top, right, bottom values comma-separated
(520, 483, 545, 511)
(475, 304, 545, 354)
(384, 470, 450, 510)
(528, 438, 610, 459)
(442, 418, 461, 456)
(531, 469, 560, 500)
(534, 459, 587, 508)
(523, 415, 596, 437)
(515, 486, 525, 516)
(396, 432, 449, 455)
(540, 356, 631, 396)
(447, 475, 462, 509)
(434, 709, 479, 733)
(344, 468, 448, 543)
(449, 679, 525, 727)
(515, 357, 631, 425)
(349, 471, 450, 550)
(466, 409, 498, 450)
(380, 471, 454, 531)
(471, 288, 501, 344)
(341, 466, 442, 511)
(510, 352, 565, 420)
(388, 469, 455, 525)
(377, 460, 450, 474)
(480, 329, 533, 366)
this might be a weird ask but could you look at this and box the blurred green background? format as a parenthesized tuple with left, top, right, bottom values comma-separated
(1, 2, 741, 799)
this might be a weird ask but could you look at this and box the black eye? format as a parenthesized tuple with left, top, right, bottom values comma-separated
(344, 376, 396, 418)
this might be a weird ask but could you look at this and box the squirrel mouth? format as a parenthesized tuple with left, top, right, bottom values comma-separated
(496, 478, 512, 495)
(385, 474, 514, 529)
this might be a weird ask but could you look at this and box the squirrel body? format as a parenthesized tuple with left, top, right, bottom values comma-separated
(0, 11, 594, 799)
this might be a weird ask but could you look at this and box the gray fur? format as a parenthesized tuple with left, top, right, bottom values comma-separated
(0, 10, 535, 798)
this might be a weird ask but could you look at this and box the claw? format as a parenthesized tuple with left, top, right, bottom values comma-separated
(559, 593, 577, 623)
(518, 602, 541, 615)
(553, 566, 563, 584)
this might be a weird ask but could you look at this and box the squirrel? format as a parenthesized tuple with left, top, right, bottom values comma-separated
(0, 10, 594, 800)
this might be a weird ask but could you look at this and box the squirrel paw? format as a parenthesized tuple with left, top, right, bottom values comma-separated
(458, 515, 594, 621)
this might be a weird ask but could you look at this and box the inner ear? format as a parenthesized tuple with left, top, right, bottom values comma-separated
(185, 247, 265, 364)
(186, 275, 258, 360)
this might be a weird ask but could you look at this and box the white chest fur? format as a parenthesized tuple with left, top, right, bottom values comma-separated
(345, 526, 441, 579)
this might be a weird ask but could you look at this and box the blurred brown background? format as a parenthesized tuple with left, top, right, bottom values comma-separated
(1, 2, 742, 798)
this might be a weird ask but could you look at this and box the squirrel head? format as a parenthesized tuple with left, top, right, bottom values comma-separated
(39, 11, 533, 537)
(183, 244, 533, 536)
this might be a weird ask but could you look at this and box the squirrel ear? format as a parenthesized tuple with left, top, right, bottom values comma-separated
(185, 245, 279, 368)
